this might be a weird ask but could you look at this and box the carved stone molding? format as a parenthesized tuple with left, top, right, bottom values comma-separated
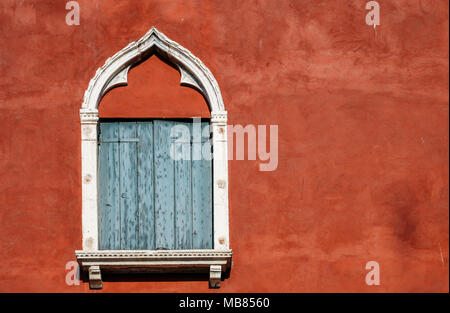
(76, 250, 233, 259)
(80, 109, 99, 125)
(211, 111, 228, 124)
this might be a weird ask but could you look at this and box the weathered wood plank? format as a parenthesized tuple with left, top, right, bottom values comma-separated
(137, 121, 155, 250)
(192, 121, 213, 249)
(174, 122, 193, 249)
(154, 120, 175, 250)
(99, 122, 120, 250)
(118, 122, 139, 249)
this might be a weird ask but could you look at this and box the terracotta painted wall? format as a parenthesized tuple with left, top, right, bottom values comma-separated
(0, 0, 448, 292)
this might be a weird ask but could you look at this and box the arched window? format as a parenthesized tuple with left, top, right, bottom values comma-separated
(75, 27, 231, 289)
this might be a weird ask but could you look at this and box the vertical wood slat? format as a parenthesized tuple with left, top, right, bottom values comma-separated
(154, 120, 175, 250)
(119, 122, 139, 249)
(99, 119, 213, 251)
(192, 121, 213, 249)
(137, 122, 155, 250)
(99, 122, 120, 250)
(174, 122, 193, 249)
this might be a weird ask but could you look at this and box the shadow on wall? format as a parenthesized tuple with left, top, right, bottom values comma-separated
(80, 270, 231, 284)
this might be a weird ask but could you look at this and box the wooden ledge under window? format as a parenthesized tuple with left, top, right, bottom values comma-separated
(75, 249, 232, 289)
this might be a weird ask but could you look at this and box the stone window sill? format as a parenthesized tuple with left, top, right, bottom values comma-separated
(75, 249, 232, 289)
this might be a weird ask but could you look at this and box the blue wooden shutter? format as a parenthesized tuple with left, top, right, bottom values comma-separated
(99, 120, 213, 250)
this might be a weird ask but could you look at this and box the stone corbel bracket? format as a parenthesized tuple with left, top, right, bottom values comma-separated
(76, 250, 232, 289)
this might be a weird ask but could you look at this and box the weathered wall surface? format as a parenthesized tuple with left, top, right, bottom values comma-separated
(0, 0, 448, 292)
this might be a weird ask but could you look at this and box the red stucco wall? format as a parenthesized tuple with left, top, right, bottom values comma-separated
(0, 0, 448, 292)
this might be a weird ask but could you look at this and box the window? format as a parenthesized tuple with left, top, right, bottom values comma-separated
(76, 27, 231, 289)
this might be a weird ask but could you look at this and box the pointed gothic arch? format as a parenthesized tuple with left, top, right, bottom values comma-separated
(80, 26, 225, 116)
(77, 27, 231, 289)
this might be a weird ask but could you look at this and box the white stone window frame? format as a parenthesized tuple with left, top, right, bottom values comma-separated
(76, 27, 231, 289)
